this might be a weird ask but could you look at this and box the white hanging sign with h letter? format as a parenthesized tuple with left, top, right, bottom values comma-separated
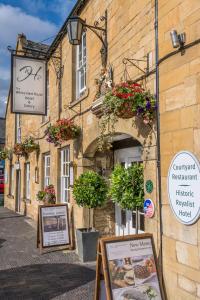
(11, 55, 47, 115)
(168, 151, 200, 225)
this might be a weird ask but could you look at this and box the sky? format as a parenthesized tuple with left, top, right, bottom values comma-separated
(0, 0, 76, 117)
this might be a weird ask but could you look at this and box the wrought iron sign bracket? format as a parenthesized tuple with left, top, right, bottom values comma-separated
(7, 46, 61, 60)
(122, 54, 150, 76)
(84, 11, 108, 67)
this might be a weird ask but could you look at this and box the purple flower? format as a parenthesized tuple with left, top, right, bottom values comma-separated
(146, 101, 151, 110)
(137, 107, 144, 114)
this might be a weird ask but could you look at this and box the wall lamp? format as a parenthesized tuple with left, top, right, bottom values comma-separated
(170, 30, 186, 55)
(66, 11, 107, 67)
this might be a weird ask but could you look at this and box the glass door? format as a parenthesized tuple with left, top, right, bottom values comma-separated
(114, 147, 144, 236)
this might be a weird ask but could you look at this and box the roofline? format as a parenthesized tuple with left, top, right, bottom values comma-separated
(47, 0, 89, 58)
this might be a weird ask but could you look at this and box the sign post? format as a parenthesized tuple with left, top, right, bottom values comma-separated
(168, 151, 200, 225)
(11, 55, 47, 115)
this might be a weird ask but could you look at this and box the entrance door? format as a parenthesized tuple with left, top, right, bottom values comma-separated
(114, 147, 144, 236)
(15, 169, 21, 212)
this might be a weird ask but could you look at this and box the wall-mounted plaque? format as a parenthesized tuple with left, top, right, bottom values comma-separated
(168, 151, 200, 225)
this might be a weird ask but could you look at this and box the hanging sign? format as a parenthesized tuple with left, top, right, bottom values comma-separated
(144, 199, 155, 218)
(168, 151, 200, 225)
(96, 234, 164, 300)
(37, 204, 71, 250)
(11, 55, 47, 115)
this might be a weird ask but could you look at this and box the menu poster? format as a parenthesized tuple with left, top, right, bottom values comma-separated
(40, 204, 70, 248)
(101, 234, 163, 300)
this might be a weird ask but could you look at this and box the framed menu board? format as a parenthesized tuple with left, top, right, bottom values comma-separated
(38, 204, 71, 249)
(99, 233, 164, 300)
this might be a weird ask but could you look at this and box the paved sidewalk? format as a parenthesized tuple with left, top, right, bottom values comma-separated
(0, 207, 95, 300)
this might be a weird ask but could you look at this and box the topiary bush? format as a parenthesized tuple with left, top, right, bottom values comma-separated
(109, 164, 144, 211)
(73, 171, 108, 229)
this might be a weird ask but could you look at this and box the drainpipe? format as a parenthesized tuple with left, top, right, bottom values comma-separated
(155, 0, 164, 286)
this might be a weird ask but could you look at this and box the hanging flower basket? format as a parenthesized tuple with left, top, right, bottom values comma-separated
(14, 143, 26, 156)
(45, 118, 81, 146)
(116, 101, 136, 119)
(98, 82, 156, 150)
(0, 148, 10, 160)
(23, 137, 39, 154)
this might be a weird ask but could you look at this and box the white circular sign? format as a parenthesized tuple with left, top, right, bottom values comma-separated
(168, 151, 200, 225)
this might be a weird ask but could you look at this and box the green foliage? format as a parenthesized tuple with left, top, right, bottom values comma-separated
(23, 137, 39, 154)
(109, 164, 144, 210)
(0, 148, 10, 160)
(98, 82, 156, 151)
(36, 191, 46, 201)
(73, 171, 108, 209)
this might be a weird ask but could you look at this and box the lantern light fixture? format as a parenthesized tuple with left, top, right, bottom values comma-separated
(66, 12, 107, 67)
(170, 30, 186, 54)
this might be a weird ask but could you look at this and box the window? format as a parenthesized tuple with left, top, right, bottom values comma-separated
(42, 70, 49, 123)
(132, 209, 145, 232)
(76, 32, 86, 98)
(25, 163, 30, 199)
(15, 114, 21, 143)
(44, 154, 50, 187)
(9, 165, 14, 196)
(60, 147, 70, 203)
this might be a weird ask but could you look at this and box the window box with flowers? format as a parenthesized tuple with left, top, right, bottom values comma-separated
(98, 82, 156, 150)
(45, 118, 81, 146)
(36, 184, 56, 205)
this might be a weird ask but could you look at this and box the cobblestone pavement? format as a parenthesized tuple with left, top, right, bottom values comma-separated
(0, 207, 96, 300)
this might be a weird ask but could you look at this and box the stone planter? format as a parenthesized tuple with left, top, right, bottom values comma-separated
(76, 228, 99, 262)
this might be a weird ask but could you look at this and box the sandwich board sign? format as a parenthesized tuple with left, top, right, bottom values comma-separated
(168, 151, 200, 225)
(95, 233, 164, 300)
(11, 55, 47, 115)
(37, 204, 71, 253)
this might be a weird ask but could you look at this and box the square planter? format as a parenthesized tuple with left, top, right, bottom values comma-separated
(76, 228, 99, 262)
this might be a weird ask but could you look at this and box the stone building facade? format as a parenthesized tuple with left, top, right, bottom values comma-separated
(4, 0, 200, 298)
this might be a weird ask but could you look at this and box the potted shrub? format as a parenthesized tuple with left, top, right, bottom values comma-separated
(23, 137, 39, 154)
(109, 164, 144, 233)
(45, 118, 81, 146)
(36, 184, 56, 205)
(73, 171, 108, 262)
(98, 82, 156, 150)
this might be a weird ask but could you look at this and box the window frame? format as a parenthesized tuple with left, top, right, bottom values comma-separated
(43, 153, 51, 188)
(25, 162, 30, 200)
(9, 164, 14, 196)
(76, 32, 86, 99)
(60, 147, 70, 203)
(15, 114, 21, 143)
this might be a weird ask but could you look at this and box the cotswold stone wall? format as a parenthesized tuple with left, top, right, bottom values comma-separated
(159, 0, 200, 299)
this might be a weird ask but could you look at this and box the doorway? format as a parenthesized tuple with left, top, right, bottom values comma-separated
(114, 146, 145, 236)
(15, 169, 21, 212)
